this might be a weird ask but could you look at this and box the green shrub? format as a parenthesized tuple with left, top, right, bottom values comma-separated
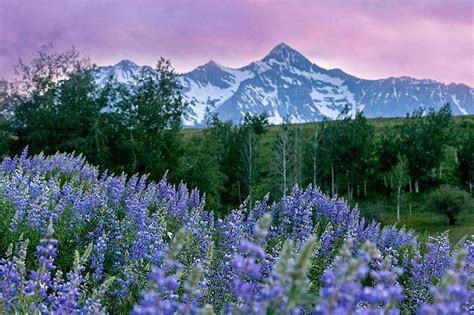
(426, 185, 471, 225)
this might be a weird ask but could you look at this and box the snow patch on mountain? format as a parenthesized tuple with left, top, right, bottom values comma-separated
(450, 94, 467, 115)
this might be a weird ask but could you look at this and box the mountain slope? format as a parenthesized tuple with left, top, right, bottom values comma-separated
(95, 43, 474, 126)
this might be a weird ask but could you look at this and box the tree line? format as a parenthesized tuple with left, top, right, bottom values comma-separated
(0, 46, 472, 216)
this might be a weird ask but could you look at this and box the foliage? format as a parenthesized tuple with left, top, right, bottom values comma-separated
(308, 112, 374, 200)
(6, 45, 99, 158)
(180, 131, 226, 210)
(425, 185, 472, 225)
(399, 104, 452, 192)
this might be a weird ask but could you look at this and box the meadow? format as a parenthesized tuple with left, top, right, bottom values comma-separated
(0, 150, 472, 314)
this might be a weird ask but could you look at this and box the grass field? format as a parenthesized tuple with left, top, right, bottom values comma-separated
(357, 194, 474, 244)
(185, 114, 474, 134)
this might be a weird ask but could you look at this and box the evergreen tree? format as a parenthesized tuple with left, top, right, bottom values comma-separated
(377, 127, 402, 191)
(314, 119, 340, 197)
(314, 112, 374, 200)
(457, 121, 474, 192)
(343, 112, 374, 199)
(203, 115, 242, 211)
(180, 115, 228, 211)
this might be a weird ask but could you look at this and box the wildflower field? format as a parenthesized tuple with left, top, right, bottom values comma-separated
(0, 150, 472, 314)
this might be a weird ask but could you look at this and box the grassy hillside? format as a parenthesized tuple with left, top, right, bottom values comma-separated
(185, 114, 474, 135)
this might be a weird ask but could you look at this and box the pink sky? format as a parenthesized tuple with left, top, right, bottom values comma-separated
(0, 0, 473, 85)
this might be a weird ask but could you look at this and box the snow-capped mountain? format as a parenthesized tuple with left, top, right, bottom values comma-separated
(95, 43, 474, 126)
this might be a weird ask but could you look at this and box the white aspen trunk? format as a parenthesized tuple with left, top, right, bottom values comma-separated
(245, 133, 253, 207)
(298, 128, 302, 186)
(415, 180, 419, 193)
(238, 182, 242, 203)
(454, 148, 458, 163)
(282, 137, 287, 195)
(397, 185, 401, 222)
(313, 158, 317, 187)
(294, 127, 302, 186)
(312, 132, 318, 187)
(249, 135, 252, 186)
(331, 163, 335, 197)
(409, 202, 412, 219)
(130, 133, 137, 172)
(347, 170, 350, 202)
(347, 181, 351, 202)
(409, 179, 412, 193)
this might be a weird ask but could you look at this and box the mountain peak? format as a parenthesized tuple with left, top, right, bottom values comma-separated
(270, 42, 295, 53)
(204, 59, 221, 67)
(115, 59, 138, 69)
(263, 42, 309, 65)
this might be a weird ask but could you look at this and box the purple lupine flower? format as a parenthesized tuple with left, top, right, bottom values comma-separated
(316, 240, 403, 314)
(25, 222, 58, 306)
(408, 232, 453, 307)
(358, 255, 404, 313)
(228, 215, 271, 311)
(132, 266, 180, 315)
(0, 257, 22, 311)
(133, 229, 202, 315)
(417, 249, 472, 315)
(51, 251, 87, 313)
(319, 223, 336, 260)
(246, 194, 270, 236)
(91, 235, 107, 281)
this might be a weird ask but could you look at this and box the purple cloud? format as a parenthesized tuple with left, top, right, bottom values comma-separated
(0, 0, 472, 85)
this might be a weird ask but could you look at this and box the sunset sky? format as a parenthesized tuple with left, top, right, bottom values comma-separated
(1, 0, 473, 85)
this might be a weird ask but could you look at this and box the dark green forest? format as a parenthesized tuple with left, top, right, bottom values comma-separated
(1, 47, 473, 239)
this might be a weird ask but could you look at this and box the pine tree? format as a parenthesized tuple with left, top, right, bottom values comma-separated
(458, 121, 474, 193)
